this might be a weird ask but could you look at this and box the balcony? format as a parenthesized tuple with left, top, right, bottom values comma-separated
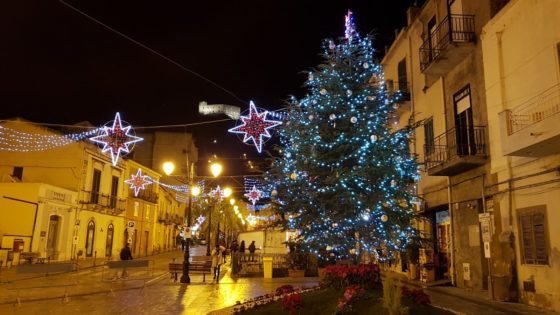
(387, 80, 411, 114)
(419, 14, 476, 75)
(133, 189, 159, 204)
(424, 126, 487, 176)
(79, 191, 126, 215)
(499, 84, 560, 157)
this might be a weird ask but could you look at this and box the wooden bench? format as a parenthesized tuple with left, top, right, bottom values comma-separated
(9, 262, 78, 304)
(169, 256, 212, 282)
(18, 252, 40, 264)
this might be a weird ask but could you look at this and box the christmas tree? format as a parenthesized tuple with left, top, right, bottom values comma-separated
(268, 11, 419, 262)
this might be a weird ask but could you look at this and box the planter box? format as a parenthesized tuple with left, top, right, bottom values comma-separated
(288, 269, 305, 278)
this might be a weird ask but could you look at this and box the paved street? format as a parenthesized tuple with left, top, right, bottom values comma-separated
(0, 247, 557, 315)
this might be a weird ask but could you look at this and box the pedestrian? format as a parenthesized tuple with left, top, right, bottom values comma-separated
(239, 240, 246, 262)
(211, 245, 225, 282)
(119, 243, 133, 279)
(230, 240, 238, 261)
(248, 241, 256, 262)
(175, 233, 182, 251)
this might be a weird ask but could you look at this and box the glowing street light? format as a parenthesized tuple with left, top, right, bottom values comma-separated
(162, 161, 175, 175)
(223, 187, 232, 198)
(210, 163, 222, 178)
(191, 185, 201, 197)
(229, 198, 235, 206)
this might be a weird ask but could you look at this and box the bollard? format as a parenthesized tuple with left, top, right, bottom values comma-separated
(94, 250, 97, 266)
(263, 257, 273, 279)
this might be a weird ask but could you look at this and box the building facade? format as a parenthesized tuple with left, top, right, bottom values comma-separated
(481, 0, 560, 310)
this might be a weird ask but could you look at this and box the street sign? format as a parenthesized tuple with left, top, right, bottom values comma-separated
(484, 242, 491, 258)
(72, 235, 79, 245)
(127, 221, 135, 229)
(184, 227, 191, 239)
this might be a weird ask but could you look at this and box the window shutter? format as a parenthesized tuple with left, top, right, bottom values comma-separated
(521, 215, 535, 264)
(533, 213, 547, 264)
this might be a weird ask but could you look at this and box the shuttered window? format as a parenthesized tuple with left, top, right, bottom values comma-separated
(519, 209, 548, 265)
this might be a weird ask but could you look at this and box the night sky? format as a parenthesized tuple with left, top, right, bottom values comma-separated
(1, 0, 421, 176)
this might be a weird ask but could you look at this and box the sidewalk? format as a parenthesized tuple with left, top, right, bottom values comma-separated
(385, 271, 557, 315)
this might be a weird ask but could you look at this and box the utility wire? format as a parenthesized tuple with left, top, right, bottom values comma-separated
(58, 0, 248, 106)
(0, 118, 233, 129)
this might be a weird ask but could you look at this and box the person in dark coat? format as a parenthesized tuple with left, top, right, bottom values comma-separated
(119, 243, 133, 278)
(239, 240, 246, 262)
(248, 241, 256, 262)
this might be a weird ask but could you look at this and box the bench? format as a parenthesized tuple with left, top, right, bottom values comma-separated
(104, 260, 152, 296)
(169, 256, 212, 282)
(18, 252, 41, 264)
(9, 262, 78, 304)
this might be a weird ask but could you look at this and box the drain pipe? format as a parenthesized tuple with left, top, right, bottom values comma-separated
(447, 177, 456, 286)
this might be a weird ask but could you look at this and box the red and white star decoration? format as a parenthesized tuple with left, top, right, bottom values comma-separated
(245, 185, 262, 205)
(89, 112, 143, 166)
(210, 186, 224, 200)
(125, 168, 152, 196)
(228, 101, 282, 153)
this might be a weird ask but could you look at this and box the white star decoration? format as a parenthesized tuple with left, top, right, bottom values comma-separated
(89, 112, 143, 166)
(228, 101, 282, 153)
(245, 185, 261, 205)
(125, 169, 152, 196)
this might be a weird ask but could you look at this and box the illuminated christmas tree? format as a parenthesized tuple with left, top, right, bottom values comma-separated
(268, 11, 419, 262)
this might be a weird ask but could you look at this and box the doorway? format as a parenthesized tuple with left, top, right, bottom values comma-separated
(85, 220, 95, 257)
(435, 210, 451, 280)
(453, 85, 476, 156)
(46, 215, 61, 260)
(105, 223, 114, 257)
(144, 231, 149, 256)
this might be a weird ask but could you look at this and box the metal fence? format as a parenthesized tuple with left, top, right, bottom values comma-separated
(506, 84, 560, 134)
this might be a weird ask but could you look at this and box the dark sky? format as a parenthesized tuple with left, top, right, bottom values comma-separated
(0, 0, 420, 176)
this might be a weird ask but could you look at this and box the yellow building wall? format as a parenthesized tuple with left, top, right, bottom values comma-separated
(482, 0, 560, 311)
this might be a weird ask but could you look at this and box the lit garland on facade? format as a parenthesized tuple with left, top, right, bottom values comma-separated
(267, 11, 419, 262)
(0, 125, 101, 152)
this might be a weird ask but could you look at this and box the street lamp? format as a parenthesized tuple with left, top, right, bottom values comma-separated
(162, 161, 175, 176)
(206, 162, 223, 256)
(215, 187, 232, 247)
(210, 163, 222, 178)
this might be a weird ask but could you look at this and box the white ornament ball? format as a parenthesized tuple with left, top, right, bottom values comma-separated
(313, 100, 317, 104)
(368, 95, 376, 101)
(308, 115, 314, 121)
(326, 245, 332, 251)
(350, 116, 358, 124)
(393, 103, 400, 110)
(391, 179, 396, 187)
(332, 222, 338, 228)
(308, 73, 314, 81)
(329, 41, 336, 50)
(320, 89, 327, 95)
(271, 190, 278, 197)
(346, 90, 352, 97)
(381, 214, 388, 222)
(329, 113, 337, 120)
(290, 172, 297, 180)
(349, 248, 356, 255)
(370, 135, 378, 142)
(363, 62, 369, 69)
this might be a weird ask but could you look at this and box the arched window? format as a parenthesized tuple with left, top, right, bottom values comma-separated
(105, 223, 114, 257)
(85, 220, 95, 257)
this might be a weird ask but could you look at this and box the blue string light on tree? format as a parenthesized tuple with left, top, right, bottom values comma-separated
(266, 10, 419, 263)
(228, 101, 282, 153)
(89, 112, 143, 166)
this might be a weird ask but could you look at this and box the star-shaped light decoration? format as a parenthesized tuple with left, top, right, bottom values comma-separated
(245, 185, 262, 205)
(89, 112, 143, 166)
(228, 101, 282, 153)
(210, 185, 224, 201)
(125, 168, 152, 197)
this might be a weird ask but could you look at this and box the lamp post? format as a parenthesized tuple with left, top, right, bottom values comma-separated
(163, 161, 199, 284)
(216, 187, 232, 247)
(207, 163, 223, 256)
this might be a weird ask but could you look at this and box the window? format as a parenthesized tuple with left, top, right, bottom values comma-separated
(397, 58, 408, 92)
(146, 204, 150, 219)
(424, 117, 435, 155)
(453, 85, 476, 156)
(91, 169, 101, 204)
(105, 223, 114, 257)
(12, 167, 23, 180)
(134, 201, 140, 217)
(85, 220, 96, 257)
(110, 176, 119, 208)
(519, 206, 549, 265)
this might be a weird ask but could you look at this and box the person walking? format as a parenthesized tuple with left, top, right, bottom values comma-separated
(230, 240, 239, 274)
(119, 243, 133, 279)
(248, 241, 256, 262)
(239, 240, 246, 262)
(211, 245, 225, 282)
(175, 233, 183, 251)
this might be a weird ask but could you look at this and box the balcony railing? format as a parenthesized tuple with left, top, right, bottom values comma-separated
(424, 126, 487, 174)
(420, 14, 476, 72)
(133, 189, 159, 203)
(80, 190, 126, 214)
(505, 84, 560, 135)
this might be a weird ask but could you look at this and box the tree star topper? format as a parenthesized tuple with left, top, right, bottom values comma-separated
(89, 112, 143, 166)
(125, 168, 152, 196)
(245, 185, 262, 205)
(228, 101, 282, 153)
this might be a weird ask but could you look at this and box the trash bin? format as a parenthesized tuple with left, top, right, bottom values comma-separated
(263, 257, 273, 279)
